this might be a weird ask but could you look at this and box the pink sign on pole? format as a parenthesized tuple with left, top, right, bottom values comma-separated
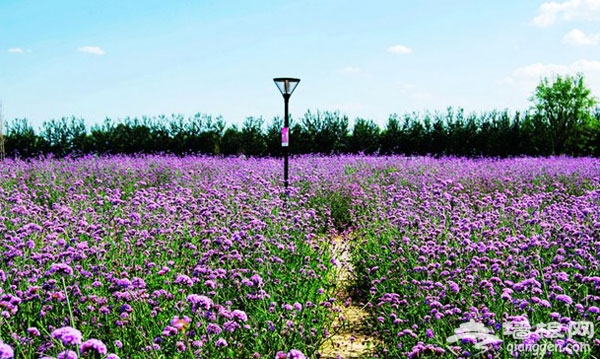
(281, 127, 289, 147)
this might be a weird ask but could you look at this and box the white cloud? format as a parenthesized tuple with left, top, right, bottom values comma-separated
(503, 59, 600, 96)
(387, 44, 413, 54)
(563, 28, 600, 44)
(77, 46, 105, 55)
(339, 66, 361, 73)
(8, 48, 24, 53)
(533, 0, 600, 27)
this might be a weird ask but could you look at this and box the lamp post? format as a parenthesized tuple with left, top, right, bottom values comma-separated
(273, 77, 300, 191)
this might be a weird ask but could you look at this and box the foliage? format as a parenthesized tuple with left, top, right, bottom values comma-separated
(530, 73, 598, 155)
(348, 118, 380, 154)
(2, 75, 599, 159)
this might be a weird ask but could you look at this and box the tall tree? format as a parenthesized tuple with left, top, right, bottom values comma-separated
(241, 116, 266, 156)
(265, 117, 284, 156)
(221, 125, 243, 156)
(5, 118, 48, 157)
(299, 110, 348, 154)
(530, 73, 597, 155)
(349, 118, 380, 154)
(380, 115, 402, 154)
(41, 117, 88, 156)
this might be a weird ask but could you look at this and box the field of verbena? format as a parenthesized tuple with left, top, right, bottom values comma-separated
(0, 155, 599, 358)
(343, 156, 600, 358)
(0, 156, 337, 359)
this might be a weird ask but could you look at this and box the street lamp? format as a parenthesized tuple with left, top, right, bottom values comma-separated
(273, 77, 300, 191)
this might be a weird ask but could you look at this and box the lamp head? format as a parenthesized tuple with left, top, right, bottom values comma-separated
(273, 77, 300, 97)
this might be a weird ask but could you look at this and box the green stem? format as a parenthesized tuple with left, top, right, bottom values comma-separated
(61, 277, 75, 328)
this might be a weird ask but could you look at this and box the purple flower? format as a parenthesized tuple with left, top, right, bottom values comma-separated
(46, 263, 74, 276)
(206, 323, 222, 335)
(448, 281, 460, 293)
(231, 309, 248, 322)
(287, 349, 306, 359)
(0, 342, 14, 359)
(162, 326, 179, 337)
(27, 327, 40, 336)
(556, 294, 573, 305)
(426, 328, 434, 338)
(80, 339, 107, 355)
(187, 294, 213, 311)
(115, 278, 131, 288)
(174, 274, 194, 287)
(215, 338, 228, 347)
(251, 274, 264, 287)
(57, 350, 78, 359)
(223, 321, 241, 333)
(539, 299, 552, 308)
(523, 332, 541, 345)
(461, 337, 477, 345)
(51, 326, 83, 346)
(106, 355, 120, 359)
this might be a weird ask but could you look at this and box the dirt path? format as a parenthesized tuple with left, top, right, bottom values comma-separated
(318, 235, 380, 359)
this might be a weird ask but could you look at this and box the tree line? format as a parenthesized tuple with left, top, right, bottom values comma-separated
(3, 74, 599, 158)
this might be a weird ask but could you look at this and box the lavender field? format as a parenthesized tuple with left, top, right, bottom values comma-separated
(0, 155, 599, 358)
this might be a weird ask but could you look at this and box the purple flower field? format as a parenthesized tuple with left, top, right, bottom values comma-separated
(0, 155, 335, 358)
(343, 156, 600, 357)
(0, 155, 599, 358)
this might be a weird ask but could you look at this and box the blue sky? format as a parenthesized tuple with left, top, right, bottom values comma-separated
(1, 0, 599, 129)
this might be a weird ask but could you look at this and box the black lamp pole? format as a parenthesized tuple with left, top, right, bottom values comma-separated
(273, 77, 300, 192)
(283, 93, 290, 189)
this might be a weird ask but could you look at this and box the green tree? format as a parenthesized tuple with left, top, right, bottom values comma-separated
(89, 118, 117, 154)
(300, 110, 348, 154)
(192, 114, 225, 155)
(241, 116, 266, 156)
(265, 117, 283, 156)
(530, 73, 597, 155)
(380, 115, 403, 155)
(349, 118, 380, 154)
(221, 125, 243, 156)
(41, 117, 88, 156)
(5, 118, 49, 157)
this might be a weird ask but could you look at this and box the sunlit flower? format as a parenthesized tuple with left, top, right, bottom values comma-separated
(0, 341, 14, 359)
(80, 339, 107, 355)
(57, 350, 77, 359)
(556, 294, 573, 305)
(51, 327, 83, 346)
(215, 338, 228, 347)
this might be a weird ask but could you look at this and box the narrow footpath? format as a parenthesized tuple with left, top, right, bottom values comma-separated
(318, 235, 380, 358)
